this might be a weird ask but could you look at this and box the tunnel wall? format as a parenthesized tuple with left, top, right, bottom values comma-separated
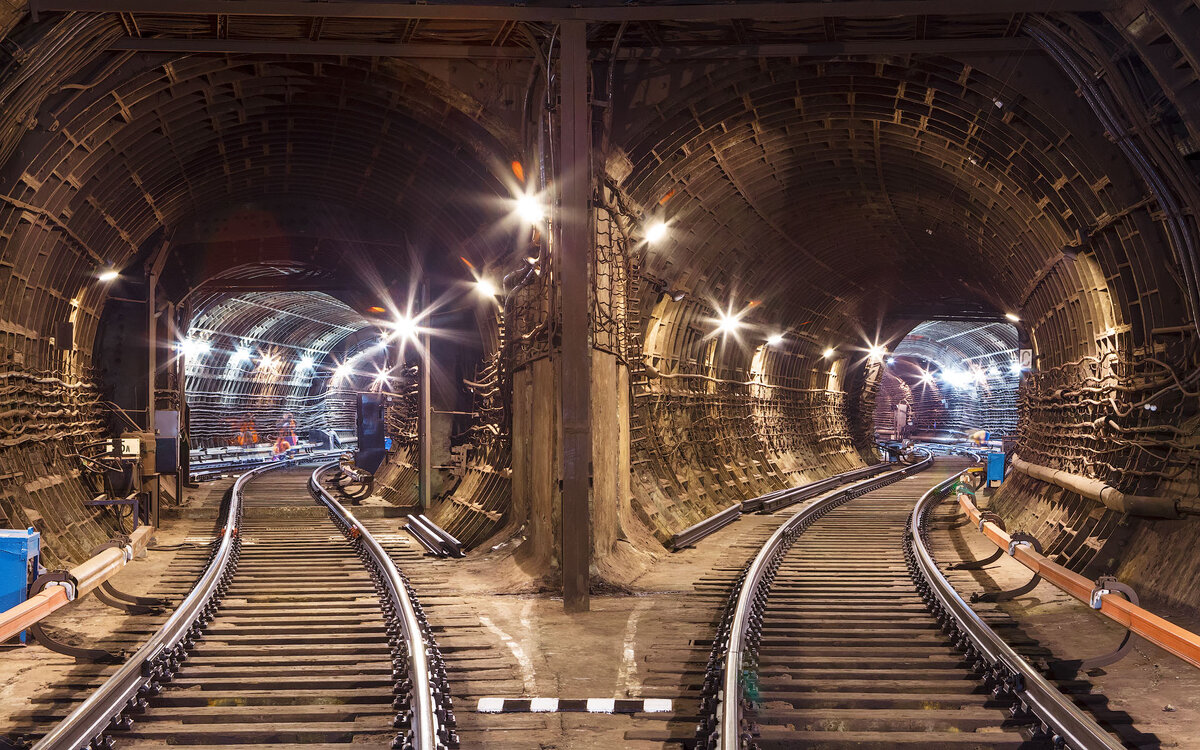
(0, 7, 1197, 591)
(602, 186, 870, 550)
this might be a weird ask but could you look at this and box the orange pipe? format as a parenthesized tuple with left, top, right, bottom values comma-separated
(0, 525, 155, 643)
(957, 489, 1200, 669)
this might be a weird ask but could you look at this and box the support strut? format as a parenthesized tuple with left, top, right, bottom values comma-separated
(1051, 577, 1141, 676)
(971, 532, 1043, 603)
(951, 514, 1006, 570)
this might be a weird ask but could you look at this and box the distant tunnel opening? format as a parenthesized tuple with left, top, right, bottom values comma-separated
(183, 290, 374, 451)
(874, 320, 1020, 446)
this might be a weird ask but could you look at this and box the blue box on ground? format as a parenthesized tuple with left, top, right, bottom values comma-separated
(986, 452, 1006, 487)
(0, 527, 41, 643)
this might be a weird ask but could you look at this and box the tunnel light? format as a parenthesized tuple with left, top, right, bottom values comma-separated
(715, 311, 742, 336)
(887, 357, 896, 366)
(1005, 312, 1021, 323)
(868, 345, 886, 361)
(515, 194, 545, 225)
(942, 368, 974, 390)
(176, 338, 210, 359)
(373, 368, 391, 389)
(476, 278, 498, 298)
(987, 366, 999, 376)
(333, 362, 353, 384)
(97, 268, 120, 283)
(229, 347, 251, 367)
(822, 347, 835, 359)
(1009, 361, 1023, 375)
(918, 370, 935, 385)
(392, 314, 420, 343)
(766, 333, 785, 346)
(257, 353, 281, 374)
(298, 355, 316, 371)
(644, 221, 668, 244)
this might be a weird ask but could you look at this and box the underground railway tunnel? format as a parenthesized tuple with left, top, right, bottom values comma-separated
(1, 1, 1200, 748)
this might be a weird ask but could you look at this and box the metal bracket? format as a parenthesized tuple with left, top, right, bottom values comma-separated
(28, 570, 136, 660)
(87, 540, 168, 612)
(31, 570, 78, 602)
(971, 533, 1043, 603)
(977, 511, 1004, 533)
(1052, 578, 1140, 675)
(28, 620, 124, 663)
(93, 584, 161, 616)
(951, 515, 1005, 570)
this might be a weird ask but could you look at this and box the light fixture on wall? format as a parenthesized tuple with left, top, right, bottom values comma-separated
(644, 221, 668, 244)
(515, 193, 545, 225)
(229, 346, 252, 367)
(476, 278, 498, 297)
(176, 338, 210, 359)
(391, 314, 420, 343)
(715, 310, 743, 336)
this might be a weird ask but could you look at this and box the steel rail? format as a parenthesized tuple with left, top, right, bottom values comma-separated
(32, 459, 294, 750)
(309, 461, 448, 750)
(708, 451, 933, 749)
(908, 474, 1125, 749)
(956, 488, 1200, 669)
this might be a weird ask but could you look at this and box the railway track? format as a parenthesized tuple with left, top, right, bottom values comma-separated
(698, 457, 1137, 749)
(31, 459, 454, 750)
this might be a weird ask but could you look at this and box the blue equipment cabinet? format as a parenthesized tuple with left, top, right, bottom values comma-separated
(986, 452, 1006, 488)
(0, 527, 41, 643)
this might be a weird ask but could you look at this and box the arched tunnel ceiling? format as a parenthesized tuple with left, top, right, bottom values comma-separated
(894, 319, 1019, 369)
(185, 290, 368, 393)
(0, 5, 1193, 373)
(617, 51, 1181, 350)
(0, 21, 524, 355)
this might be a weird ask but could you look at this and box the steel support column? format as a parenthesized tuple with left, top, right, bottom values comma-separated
(558, 20, 591, 613)
(145, 268, 160, 528)
(418, 281, 433, 512)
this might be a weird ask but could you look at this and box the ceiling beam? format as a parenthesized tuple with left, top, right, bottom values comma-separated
(193, 280, 355, 295)
(108, 35, 1033, 59)
(610, 37, 1034, 59)
(110, 36, 534, 59)
(30, 0, 1119, 23)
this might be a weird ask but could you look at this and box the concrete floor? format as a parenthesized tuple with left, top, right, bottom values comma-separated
(3, 467, 1198, 749)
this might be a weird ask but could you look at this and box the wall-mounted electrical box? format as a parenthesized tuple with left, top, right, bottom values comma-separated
(986, 452, 1006, 488)
(0, 527, 41, 644)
